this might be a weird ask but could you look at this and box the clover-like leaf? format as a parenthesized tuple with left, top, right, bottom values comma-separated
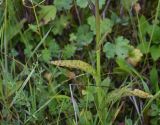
(115, 36, 130, 58)
(103, 36, 131, 59)
(76, 24, 94, 46)
(101, 18, 114, 34)
(103, 42, 115, 59)
(87, 16, 113, 35)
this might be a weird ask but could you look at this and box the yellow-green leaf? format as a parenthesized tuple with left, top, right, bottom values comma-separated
(50, 60, 96, 77)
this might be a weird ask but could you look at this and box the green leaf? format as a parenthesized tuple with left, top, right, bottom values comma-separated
(48, 39, 60, 57)
(54, 0, 72, 10)
(87, 16, 95, 33)
(125, 118, 133, 125)
(115, 36, 130, 58)
(87, 16, 113, 35)
(139, 16, 150, 37)
(147, 25, 160, 42)
(101, 18, 113, 34)
(76, 24, 94, 46)
(111, 12, 121, 24)
(103, 36, 131, 59)
(100, 77, 111, 93)
(41, 49, 51, 62)
(150, 45, 160, 61)
(150, 66, 159, 92)
(62, 44, 76, 59)
(69, 33, 77, 42)
(52, 15, 69, 35)
(103, 42, 115, 59)
(82, 86, 95, 102)
(39, 5, 57, 24)
(24, 44, 33, 58)
(115, 58, 133, 74)
(76, 0, 88, 8)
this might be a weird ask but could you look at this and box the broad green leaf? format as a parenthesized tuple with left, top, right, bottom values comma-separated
(41, 49, 51, 62)
(101, 18, 114, 34)
(76, 24, 94, 46)
(150, 45, 160, 61)
(103, 42, 115, 59)
(50, 60, 96, 77)
(39, 5, 57, 24)
(76, 0, 88, 8)
(147, 25, 160, 42)
(139, 16, 150, 37)
(62, 44, 76, 59)
(115, 36, 130, 58)
(103, 36, 131, 59)
(54, 0, 72, 10)
(150, 66, 159, 92)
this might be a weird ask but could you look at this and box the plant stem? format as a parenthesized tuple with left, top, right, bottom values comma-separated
(95, 0, 101, 85)
(4, 0, 8, 73)
(95, 1, 104, 123)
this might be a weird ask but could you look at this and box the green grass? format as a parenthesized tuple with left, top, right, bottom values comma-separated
(0, 0, 160, 124)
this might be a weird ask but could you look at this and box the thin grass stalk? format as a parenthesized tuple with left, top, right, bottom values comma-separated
(95, 0, 101, 85)
(95, 0, 104, 123)
(4, 0, 8, 73)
